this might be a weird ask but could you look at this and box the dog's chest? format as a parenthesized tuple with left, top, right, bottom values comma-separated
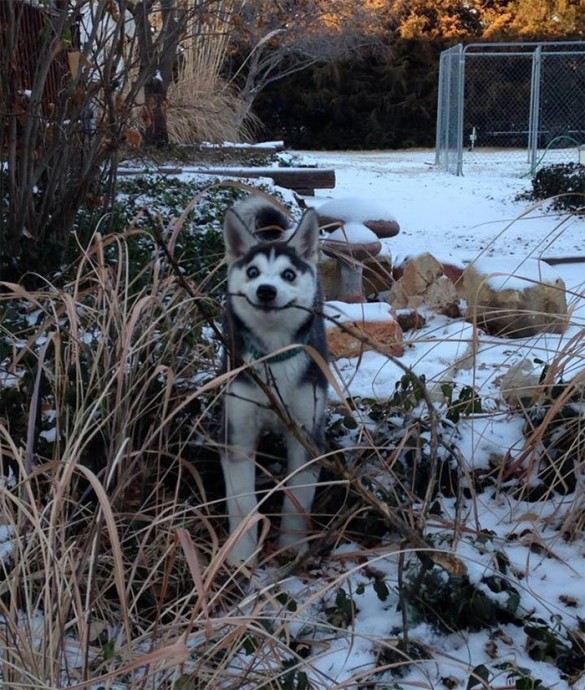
(229, 354, 314, 431)
(244, 351, 307, 399)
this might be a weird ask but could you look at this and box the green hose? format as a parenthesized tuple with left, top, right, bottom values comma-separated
(526, 134, 582, 176)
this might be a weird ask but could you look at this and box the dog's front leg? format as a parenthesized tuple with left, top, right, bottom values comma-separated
(279, 433, 319, 554)
(222, 451, 258, 565)
(222, 394, 262, 566)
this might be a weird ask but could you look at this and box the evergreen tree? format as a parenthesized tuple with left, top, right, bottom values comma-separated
(506, 0, 585, 39)
(246, 0, 584, 149)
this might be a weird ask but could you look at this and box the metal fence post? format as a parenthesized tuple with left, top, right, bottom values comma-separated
(456, 45, 466, 176)
(435, 50, 446, 166)
(528, 45, 542, 169)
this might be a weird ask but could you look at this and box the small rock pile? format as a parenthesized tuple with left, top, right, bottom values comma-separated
(315, 196, 569, 361)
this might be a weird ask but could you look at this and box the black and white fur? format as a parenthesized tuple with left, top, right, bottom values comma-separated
(221, 196, 328, 565)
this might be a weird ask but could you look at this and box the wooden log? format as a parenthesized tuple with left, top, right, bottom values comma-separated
(186, 167, 336, 192)
(117, 166, 336, 194)
(198, 142, 286, 154)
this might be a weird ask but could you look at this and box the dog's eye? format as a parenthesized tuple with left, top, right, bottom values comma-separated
(282, 269, 296, 282)
(246, 266, 259, 279)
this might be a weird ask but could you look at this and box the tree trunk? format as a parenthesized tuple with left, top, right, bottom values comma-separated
(133, 0, 179, 147)
(143, 76, 169, 147)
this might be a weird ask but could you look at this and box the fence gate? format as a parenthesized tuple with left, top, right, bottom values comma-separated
(435, 41, 585, 175)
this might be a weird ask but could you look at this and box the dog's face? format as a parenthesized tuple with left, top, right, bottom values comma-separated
(223, 209, 320, 327)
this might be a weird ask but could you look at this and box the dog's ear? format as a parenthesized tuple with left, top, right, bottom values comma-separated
(223, 209, 257, 263)
(288, 209, 320, 263)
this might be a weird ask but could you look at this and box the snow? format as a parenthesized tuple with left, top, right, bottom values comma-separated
(201, 140, 285, 149)
(317, 195, 398, 222)
(0, 524, 15, 562)
(326, 222, 380, 244)
(293, 148, 585, 689)
(305, 149, 584, 263)
(324, 301, 395, 323)
(470, 256, 565, 291)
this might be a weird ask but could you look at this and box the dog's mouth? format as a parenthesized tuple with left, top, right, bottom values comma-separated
(241, 295, 296, 312)
(254, 300, 295, 313)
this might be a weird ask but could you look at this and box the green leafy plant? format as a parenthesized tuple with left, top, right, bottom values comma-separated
(374, 638, 432, 679)
(524, 617, 585, 676)
(72, 176, 243, 295)
(390, 372, 427, 411)
(468, 661, 557, 690)
(441, 383, 483, 423)
(495, 662, 552, 690)
(467, 663, 490, 690)
(513, 367, 584, 501)
(522, 162, 585, 214)
(325, 588, 359, 628)
(278, 659, 313, 690)
(401, 561, 521, 634)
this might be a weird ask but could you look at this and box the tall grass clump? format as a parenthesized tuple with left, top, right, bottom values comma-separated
(0, 223, 228, 685)
(0, 199, 413, 688)
(0, 217, 451, 688)
(166, 0, 256, 144)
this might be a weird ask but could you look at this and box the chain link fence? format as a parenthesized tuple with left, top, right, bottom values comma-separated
(435, 42, 585, 175)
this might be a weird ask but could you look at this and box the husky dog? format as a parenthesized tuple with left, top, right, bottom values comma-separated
(221, 196, 328, 565)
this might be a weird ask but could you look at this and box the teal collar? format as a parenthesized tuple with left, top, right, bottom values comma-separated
(245, 335, 309, 364)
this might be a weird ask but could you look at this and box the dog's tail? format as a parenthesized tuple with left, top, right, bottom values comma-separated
(232, 196, 290, 241)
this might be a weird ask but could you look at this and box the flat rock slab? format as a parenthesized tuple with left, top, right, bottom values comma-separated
(463, 257, 568, 338)
(324, 301, 404, 359)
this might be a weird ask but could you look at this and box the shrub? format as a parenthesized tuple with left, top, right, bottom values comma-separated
(525, 163, 585, 214)
(401, 560, 521, 634)
(0, 2, 183, 280)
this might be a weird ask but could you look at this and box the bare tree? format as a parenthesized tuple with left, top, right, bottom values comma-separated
(0, 0, 203, 276)
(227, 0, 380, 124)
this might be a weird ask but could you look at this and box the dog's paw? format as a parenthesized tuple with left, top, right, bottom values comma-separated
(224, 533, 259, 569)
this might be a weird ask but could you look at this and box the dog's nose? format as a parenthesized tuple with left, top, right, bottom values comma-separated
(256, 284, 277, 303)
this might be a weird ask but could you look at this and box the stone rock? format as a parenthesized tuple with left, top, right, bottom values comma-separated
(317, 196, 400, 238)
(362, 219, 400, 238)
(319, 252, 393, 301)
(426, 277, 462, 318)
(324, 301, 404, 359)
(402, 253, 443, 294)
(319, 255, 339, 301)
(395, 310, 427, 332)
(326, 320, 404, 359)
(325, 223, 381, 247)
(463, 258, 568, 337)
(363, 253, 394, 297)
(320, 225, 382, 302)
(498, 359, 543, 407)
(440, 262, 465, 296)
(388, 253, 460, 316)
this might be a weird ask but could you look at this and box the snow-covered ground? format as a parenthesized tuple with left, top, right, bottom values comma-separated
(302, 147, 584, 453)
(304, 148, 584, 261)
(2, 148, 583, 688)
(256, 148, 585, 689)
